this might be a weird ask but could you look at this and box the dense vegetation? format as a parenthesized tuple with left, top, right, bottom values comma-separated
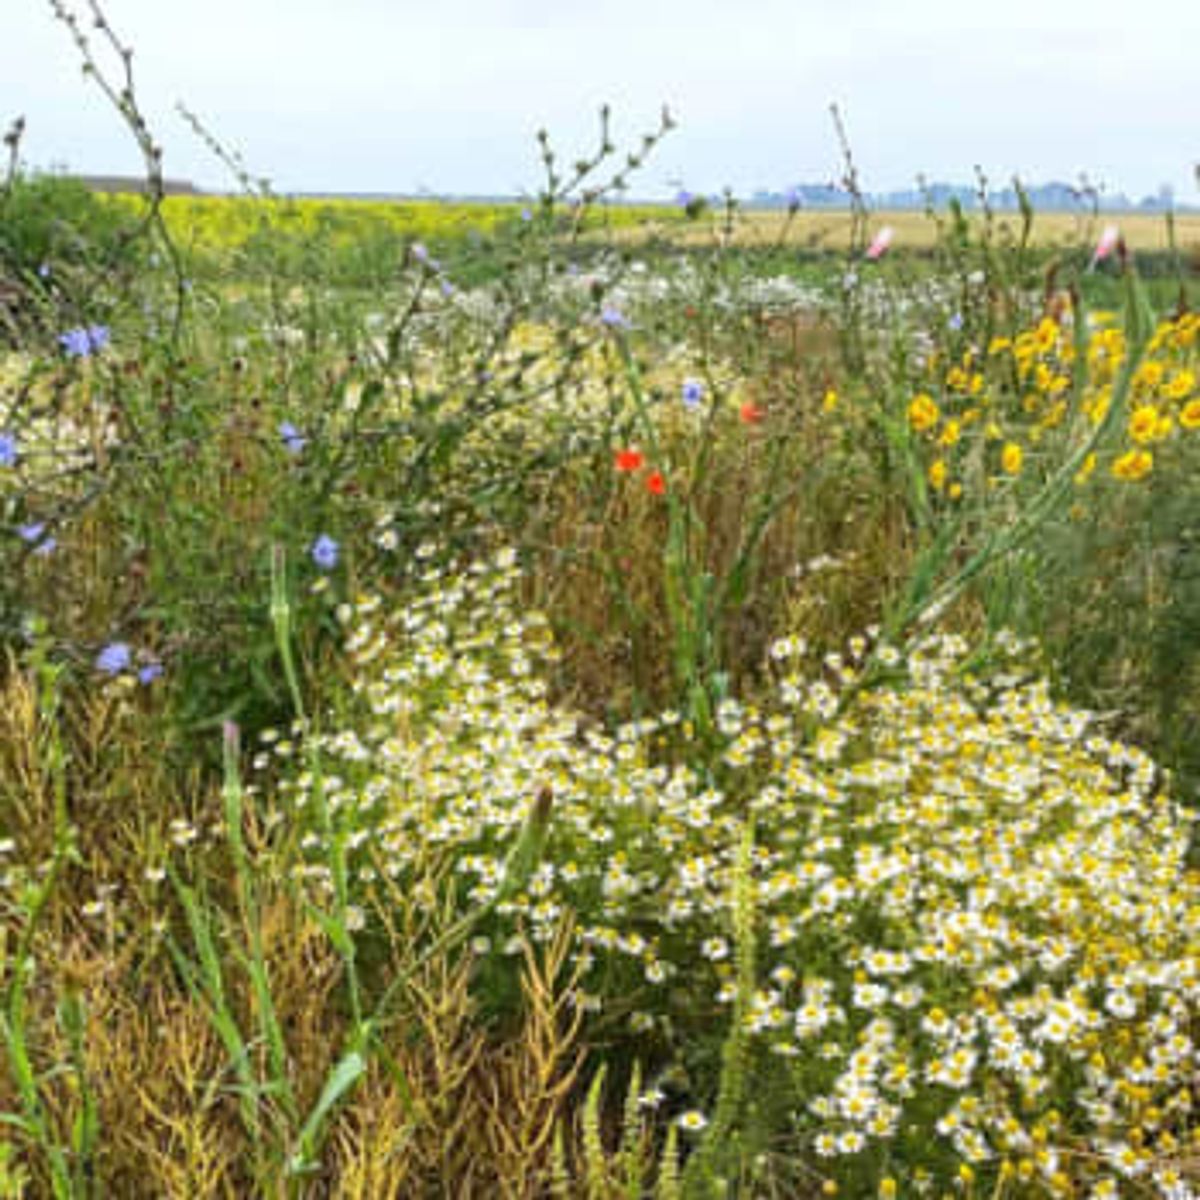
(3, 13, 1200, 1197)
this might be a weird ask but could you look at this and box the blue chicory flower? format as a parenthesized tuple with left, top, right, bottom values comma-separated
(59, 325, 109, 358)
(278, 421, 307, 454)
(0, 432, 16, 468)
(601, 305, 629, 330)
(311, 534, 339, 570)
(59, 327, 92, 357)
(96, 642, 132, 675)
(17, 522, 55, 556)
(138, 661, 164, 685)
(681, 378, 704, 407)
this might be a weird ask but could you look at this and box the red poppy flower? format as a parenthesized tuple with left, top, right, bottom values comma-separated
(739, 401, 765, 425)
(646, 470, 666, 495)
(614, 448, 645, 472)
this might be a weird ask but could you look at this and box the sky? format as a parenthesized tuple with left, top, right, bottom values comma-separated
(2, 0, 1198, 202)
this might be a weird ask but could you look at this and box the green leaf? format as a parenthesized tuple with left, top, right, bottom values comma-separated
(288, 1051, 366, 1175)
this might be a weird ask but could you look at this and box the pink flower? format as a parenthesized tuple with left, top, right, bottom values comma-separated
(1091, 224, 1121, 268)
(865, 226, 894, 260)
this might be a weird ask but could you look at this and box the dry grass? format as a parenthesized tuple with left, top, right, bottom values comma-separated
(616, 207, 1200, 253)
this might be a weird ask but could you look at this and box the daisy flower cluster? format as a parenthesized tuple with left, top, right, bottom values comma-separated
(265, 550, 1200, 1196)
(351, 316, 753, 497)
(1, 352, 117, 486)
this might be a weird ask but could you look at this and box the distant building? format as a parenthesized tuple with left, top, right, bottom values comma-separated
(71, 174, 201, 196)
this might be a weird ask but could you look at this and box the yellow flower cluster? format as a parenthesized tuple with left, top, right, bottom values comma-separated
(104, 194, 676, 260)
(901, 310, 1199, 498)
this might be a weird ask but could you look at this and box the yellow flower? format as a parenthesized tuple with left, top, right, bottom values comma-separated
(1074, 452, 1097, 484)
(1041, 400, 1068, 430)
(944, 367, 966, 392)
(822, 388, 839, 412)
(1165, 370, 1195, 402)
(1086, 390, 1111, 426)
(1001, 442, 1024, 475)
(988, 336, 1012, 355)
(1112, 449, 1153, 482)
(928, 459, 948, 491)
(1173, 315, 1197, 349)
(1034, 317, 1059, 354)
(1134, 360, 1164, 391)
(1180, 399, 1200, 430)
(1128, 404, 1165, 444)
(938, 419, 961, 447)
(908, 393, 940, 434)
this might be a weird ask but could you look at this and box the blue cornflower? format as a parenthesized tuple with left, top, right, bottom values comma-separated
(601, 305, 630, 330)
(0, 432, 16, 468)
(59, 327, 92, 357)
(18, 523, 55, 556)
(520, 208, 533, 222)
(278, 421, 307, 454)
(96, 642, 132, 675)
(681, 378, 704, 407)
(138, 661, 164, 685)
(87, 324, 110, 352)
(311, 534, 339, 570)
(441, 280, 455, 298)
(948, 313, 964, 331)
(411, 242, 428, 263)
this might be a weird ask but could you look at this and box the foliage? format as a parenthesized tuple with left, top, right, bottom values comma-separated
(3, 1, 1200, 1193)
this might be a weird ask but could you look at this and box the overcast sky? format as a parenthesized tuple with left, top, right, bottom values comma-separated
(3, 0, 1198, 201)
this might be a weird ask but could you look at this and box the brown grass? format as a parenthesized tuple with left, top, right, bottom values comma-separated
(613, 207, 1200, 254)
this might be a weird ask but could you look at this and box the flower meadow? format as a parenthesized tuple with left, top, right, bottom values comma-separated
(3, 10, 1200, 1198)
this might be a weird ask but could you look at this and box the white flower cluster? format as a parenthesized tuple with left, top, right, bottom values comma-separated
(268, 551, 1200, 1196)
